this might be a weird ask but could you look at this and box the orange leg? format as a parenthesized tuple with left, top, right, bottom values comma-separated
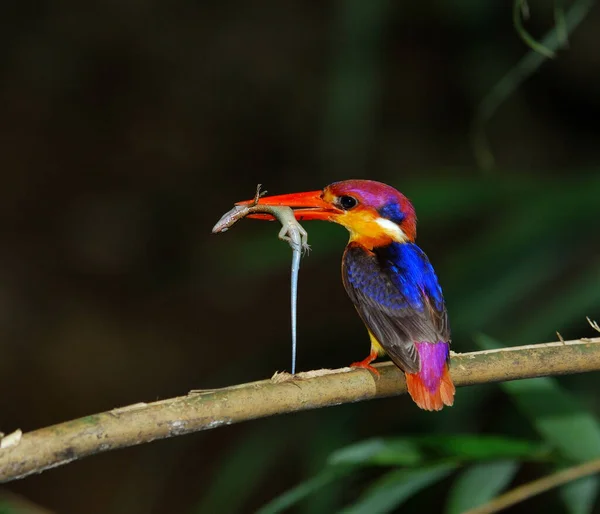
(350, 347, 380, 376)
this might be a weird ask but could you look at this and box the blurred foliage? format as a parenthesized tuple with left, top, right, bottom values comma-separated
(477, 335, 600, 514)
(1, 0, 600, 513)
(257, 369, 599, 513)
(474, 0, 595, 169)
(258, 435, 546, 512)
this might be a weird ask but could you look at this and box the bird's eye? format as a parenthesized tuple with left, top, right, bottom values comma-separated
(338, 195, 358, 210)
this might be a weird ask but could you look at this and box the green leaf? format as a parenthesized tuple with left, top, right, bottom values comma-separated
(257, 468, 351, 514)
(476, 335, 600, 514)
(339, 464, 456, 514)
(417, 435, 548, 461)
(560, 475, 599, 514)
(328, 438, 422, 467)
(263, 435, 544, 513)
(475, 335, 600, 463)
(329, 435, 546, 467)
(446, 460, 519, 514)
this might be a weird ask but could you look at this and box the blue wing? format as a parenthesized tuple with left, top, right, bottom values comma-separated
(342, 242, 449, 373)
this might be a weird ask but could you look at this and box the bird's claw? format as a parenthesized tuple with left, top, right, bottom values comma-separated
(350, 361, 381, 377)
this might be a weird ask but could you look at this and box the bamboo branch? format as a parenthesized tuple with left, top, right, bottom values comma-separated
(1, 337, 600, 483)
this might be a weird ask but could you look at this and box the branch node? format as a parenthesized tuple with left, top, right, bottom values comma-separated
(0, 429, 22, 450)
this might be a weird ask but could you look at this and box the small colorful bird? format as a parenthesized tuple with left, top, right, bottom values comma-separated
(242, 180, 454, 411)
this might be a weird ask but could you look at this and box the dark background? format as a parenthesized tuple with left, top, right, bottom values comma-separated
(1, 1, 600, 513)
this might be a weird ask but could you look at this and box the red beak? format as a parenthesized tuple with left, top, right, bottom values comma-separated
(236, 190, 341, 221)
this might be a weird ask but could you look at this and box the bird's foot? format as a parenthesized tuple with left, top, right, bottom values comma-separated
(350, 360, 380, 377)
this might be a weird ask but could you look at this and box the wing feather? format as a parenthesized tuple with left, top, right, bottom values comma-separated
(342, 242, 449, 374)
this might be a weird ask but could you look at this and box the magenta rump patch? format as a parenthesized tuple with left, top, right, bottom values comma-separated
(414, 342, 449, 392)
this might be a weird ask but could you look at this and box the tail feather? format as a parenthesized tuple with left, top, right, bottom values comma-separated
(405, 366, 455, 411)
(405, 342, 455, 411)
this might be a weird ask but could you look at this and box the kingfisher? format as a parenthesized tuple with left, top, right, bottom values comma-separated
(241, 180, 454, 411)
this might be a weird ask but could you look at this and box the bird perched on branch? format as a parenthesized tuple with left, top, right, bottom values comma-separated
(239, 180, 454, 411)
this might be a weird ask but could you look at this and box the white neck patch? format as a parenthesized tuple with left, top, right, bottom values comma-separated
(375, 217, 408, 242)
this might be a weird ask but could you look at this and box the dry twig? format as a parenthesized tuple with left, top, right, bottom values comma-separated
(465, 457, 600, 514)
